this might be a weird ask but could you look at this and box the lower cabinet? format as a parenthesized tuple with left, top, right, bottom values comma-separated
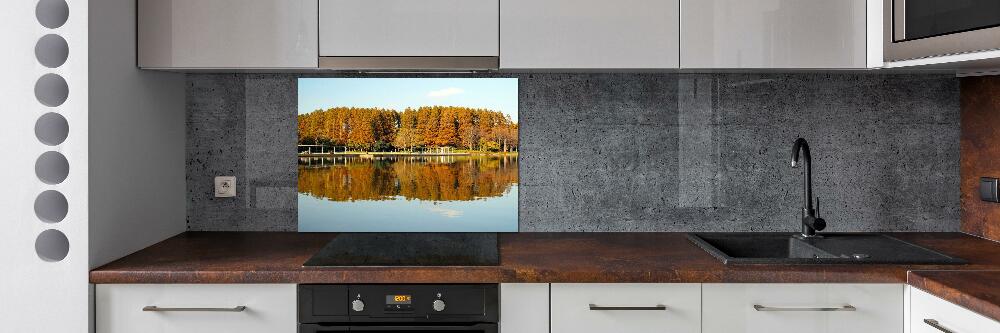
(702, 284, 903, 333)
(910, 286, 1000, 333)
(542, 283, 904, 333)
(550, 283, 702, 333)
(95, 282, 998, 333)
(500, 283, 549, 333)
(96, 284, 297, 333)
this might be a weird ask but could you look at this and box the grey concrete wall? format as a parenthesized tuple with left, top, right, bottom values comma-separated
(186, 73, 960, 232)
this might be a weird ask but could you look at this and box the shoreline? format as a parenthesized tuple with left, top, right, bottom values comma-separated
(298, 152, 518, 158)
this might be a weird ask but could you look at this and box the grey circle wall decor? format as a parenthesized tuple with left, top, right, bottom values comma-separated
(34, 190, 68, 223)
(35, 0, 69, 29)
(35, 229, 69, 262)
(34, 73, 69, 107)
(35, 34, 69, 68)
(35, 151, 69, 185)
(35, 0, 72, 265)
(35, 112, 69, 145)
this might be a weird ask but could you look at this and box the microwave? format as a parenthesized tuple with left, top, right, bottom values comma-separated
(884, 0, 1000, 62)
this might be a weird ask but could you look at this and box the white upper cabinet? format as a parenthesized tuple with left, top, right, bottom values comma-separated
(132, 0, 884, 70)
(319, 0, 499, 57)
(680, 0, 871, 69)
(500, 0, 680, 69)
(138, 0, 319, 69)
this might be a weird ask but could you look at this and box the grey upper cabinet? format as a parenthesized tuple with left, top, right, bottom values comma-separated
(501, 0, 680, 69)
(680, 0, 869, 69)
(138, 0, 318, 69)
(319, 0, 499, 57)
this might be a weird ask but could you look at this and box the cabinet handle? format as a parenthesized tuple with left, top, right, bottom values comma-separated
(753, 304, 856, 312)
(142, 306, 247, 312)
(589, 304, 667, 311)
(923, 319, 955, 333)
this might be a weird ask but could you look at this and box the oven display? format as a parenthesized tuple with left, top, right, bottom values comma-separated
(386, 295, 412, 304)
(385, 295, 414, 311)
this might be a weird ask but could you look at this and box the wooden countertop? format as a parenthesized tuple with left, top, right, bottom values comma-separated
(908, 270, 1000, 322)
(89, 232, 1000, 321)
(91, 232, 1000, 284)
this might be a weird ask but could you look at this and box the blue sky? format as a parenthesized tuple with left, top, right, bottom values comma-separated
(298, 78, 519, 122)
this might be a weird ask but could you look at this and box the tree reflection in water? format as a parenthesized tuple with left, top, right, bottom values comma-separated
(298, 155, 518, 202)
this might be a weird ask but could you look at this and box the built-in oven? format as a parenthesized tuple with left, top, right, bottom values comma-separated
(299, 284, 498, 333)
(884, 0, 1000, 61)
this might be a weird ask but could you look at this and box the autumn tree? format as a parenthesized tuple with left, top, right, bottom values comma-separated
(393, 128, 419, 151)
(455, 108, 477, 150)
(298, 106, 516, 153)
(436, 108, 458, 147)
(417, 107, 440, 147)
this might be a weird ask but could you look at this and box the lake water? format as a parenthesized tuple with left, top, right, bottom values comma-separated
(298, 155, 518, 232)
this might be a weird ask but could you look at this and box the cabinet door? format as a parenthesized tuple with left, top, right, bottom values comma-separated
(910, 287, 1000, 333)
(319, 0, 499, 57)
(680, 0, 867, 68)
(550, 283, 700, 333)
(500, 284, 548, 333)
(138, 0, 318, 68)
(501, 0, 680, 69)
(702, 283, 903, 333)
(96, 284, 297, 333)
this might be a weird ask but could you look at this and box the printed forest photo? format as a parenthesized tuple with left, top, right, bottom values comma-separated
(297, 78, 519, 232)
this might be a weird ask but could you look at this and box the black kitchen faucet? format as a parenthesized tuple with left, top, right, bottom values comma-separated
(791, 138, 826, 238)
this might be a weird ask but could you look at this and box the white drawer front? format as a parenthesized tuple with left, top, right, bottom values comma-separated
(703, 283, 903, 333)
(96, 284, 296, 333)
(551, 283, 701, 333)
(910, 287, 1000, 333)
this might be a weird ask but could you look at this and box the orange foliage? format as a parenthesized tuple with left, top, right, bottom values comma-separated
(299, 106, 516, 152)
(298, 156, 518, 202)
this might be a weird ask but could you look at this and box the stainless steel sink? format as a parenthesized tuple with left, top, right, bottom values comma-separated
(687, 233, 966, 265)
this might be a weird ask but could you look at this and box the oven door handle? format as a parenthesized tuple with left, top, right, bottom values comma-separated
(300, 326, 349, 332)
(347, 323, 497, 331)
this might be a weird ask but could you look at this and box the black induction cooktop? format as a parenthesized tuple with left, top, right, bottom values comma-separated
(302, 233, 500, 266)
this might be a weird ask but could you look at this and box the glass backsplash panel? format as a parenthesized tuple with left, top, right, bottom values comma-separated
(297, 78, 519, 232)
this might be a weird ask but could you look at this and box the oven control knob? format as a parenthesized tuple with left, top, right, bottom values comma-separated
(432, 299, 446, 312)
(351, 299, 365, 312)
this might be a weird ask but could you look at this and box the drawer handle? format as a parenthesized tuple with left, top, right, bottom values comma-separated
(142, 306, 247, 312)
(589, 304, 667, 311)
(923, 319, 955, 333)
(753, 304, 856, 312)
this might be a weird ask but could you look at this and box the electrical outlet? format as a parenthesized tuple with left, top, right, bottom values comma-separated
(215, 176, 236, 198)
(981, 177, 999, 202)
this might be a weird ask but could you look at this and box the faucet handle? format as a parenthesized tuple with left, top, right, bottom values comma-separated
(815, 196, 820, 218)
(811, 216, 827, 232)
